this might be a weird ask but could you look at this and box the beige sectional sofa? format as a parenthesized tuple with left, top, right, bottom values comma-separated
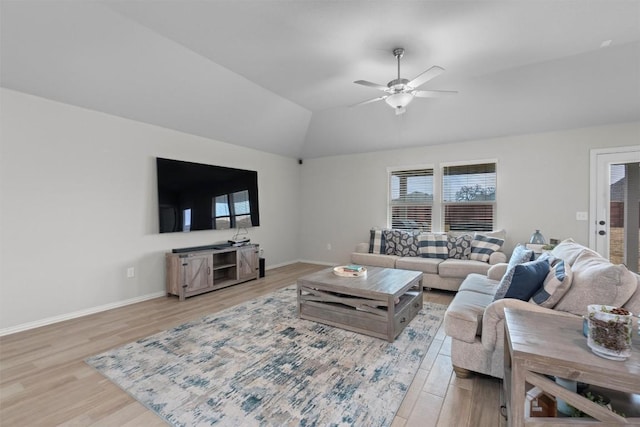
(351, 229, 507, 291)
(443, 239, 640, 379)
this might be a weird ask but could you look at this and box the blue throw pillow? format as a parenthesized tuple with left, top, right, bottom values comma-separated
(493, 245, 535, 300)
(504, 259, 550, 301)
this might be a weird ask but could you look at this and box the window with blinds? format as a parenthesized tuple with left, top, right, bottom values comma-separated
(389, 169, 433, 231)
(442, 162, 496, 232)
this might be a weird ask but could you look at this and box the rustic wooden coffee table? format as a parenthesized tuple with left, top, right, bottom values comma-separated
(296, 266, 423, 342)
(503, 308, 640, 426)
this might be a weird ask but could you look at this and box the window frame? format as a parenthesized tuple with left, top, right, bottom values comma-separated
(387, 164, 435, 232)
(386, 160, 498, 233)
(440, 159, 498, 232)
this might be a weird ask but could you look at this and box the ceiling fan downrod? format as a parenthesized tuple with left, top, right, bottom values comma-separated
(393, 47, 404, 80)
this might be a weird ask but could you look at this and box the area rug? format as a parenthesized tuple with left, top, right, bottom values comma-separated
(86, 286, 446, 427)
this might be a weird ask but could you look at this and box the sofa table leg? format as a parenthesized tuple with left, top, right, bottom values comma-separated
(453, 365, 473, 379)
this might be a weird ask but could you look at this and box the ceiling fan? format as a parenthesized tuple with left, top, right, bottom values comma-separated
(353, 48, 457, 115)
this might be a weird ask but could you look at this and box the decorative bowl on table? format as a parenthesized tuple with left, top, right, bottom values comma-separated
(333, 265, 367, 277)
(587, 305, 633, 361)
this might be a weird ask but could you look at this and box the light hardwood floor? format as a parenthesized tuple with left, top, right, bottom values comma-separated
(0, 263, 506, 426)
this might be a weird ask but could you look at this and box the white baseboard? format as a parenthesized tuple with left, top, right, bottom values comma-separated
(296, 259, 336, 267)
(0, 291, 166, 337)
(265, 259, 336, 270)
(1, 261, 336, 337)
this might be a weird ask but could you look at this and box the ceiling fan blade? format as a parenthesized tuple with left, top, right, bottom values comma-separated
(351, 96, 387, 107)
(413, 89, 458, 98)
(407, 66, 445, 89)
(354, 80, 389, 91)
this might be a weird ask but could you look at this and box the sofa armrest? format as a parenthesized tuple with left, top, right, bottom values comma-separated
(355, 243, 369, 253)
(489, 251, 507, 265)
(481, 299, 576, 352)
(487, 263, 508, 281)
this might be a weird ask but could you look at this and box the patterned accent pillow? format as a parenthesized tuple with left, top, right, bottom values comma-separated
(368, 229, 387, 254)
(418, 233, 449, 259)
(530, 260, 573, 308)
(447, 234, 472, 259)
(383, 229, 419, 256)
(493, 245, 535, 300)
(470, 233, 504, 262)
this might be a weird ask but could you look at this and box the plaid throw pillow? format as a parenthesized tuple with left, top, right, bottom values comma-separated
(368, 229, 387, 254)
(470, 233, 504, 262)
(418, 233, 448, 259)
(530, 260, 573, 308)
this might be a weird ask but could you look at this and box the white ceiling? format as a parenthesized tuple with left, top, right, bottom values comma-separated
(2, 1, 639, 159)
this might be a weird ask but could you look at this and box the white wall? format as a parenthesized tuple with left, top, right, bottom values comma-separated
(0, 89, 301, 332)
(299, 122, 640, 265)
(2, 87, 638, 333)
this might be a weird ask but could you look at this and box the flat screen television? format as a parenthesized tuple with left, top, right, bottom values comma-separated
(156, 157, 260, 233)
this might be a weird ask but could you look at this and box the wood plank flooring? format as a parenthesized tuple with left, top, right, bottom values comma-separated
(0, 263, 506, 426)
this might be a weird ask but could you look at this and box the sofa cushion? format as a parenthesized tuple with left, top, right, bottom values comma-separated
(458, 273, 500, 296)
(553, 251, 638, 316)
(418, 232, 449, 259)
(351, 252, 399, 269)
(447, 234, 473, 259)
(439, 259, 492, 278)
(530, 260, 573, 308)
(550, 238, 600, 266)
(395, 256, 443, 274)
(383, 229, 419, 257)
(623, 277, 640, 314)
(470, 233, 504, 262)
(493, 245, 535, 300)
(444, 289, 495, 343)
(503, 258, 550, 301)
(368, 229, 387, 254)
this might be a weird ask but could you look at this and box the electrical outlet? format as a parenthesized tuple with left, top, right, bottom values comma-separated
(126, 267, 135, 278)
(327, 243, 332, 250)
(576, 212, 588, 221)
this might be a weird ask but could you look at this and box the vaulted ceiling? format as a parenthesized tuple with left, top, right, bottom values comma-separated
(2, 1, 639, 158)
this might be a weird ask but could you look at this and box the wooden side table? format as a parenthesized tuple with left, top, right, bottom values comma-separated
(503, 308, 640, 426)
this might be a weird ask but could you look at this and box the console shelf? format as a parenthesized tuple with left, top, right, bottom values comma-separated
(166, 244, 259, 301)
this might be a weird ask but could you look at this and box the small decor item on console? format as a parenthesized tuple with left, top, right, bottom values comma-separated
(229, 228, 250, 246)
(587, 305, 633, 361)
(529, 229, 546, 245)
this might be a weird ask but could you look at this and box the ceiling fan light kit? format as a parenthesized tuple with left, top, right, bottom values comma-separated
(353, 47, 457, 115)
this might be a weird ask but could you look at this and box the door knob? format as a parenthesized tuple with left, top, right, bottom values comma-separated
(599, 220, 606, 226)
(598, 230, 606, 236)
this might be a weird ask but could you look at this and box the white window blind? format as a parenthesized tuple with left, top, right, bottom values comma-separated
(442, 163, 496, 232)
(389, 169, 433, 231)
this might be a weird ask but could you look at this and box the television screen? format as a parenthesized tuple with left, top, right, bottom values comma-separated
(156, 158, 260, 233)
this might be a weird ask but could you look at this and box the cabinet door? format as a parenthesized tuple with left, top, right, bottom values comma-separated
(238, 246, 258, 281)
(183, 254, 213, 293)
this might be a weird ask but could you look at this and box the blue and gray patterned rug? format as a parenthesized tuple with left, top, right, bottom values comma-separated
(86, 286, 445, 426)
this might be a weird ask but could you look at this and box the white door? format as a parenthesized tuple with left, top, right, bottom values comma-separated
(590, 146, 640, 272)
